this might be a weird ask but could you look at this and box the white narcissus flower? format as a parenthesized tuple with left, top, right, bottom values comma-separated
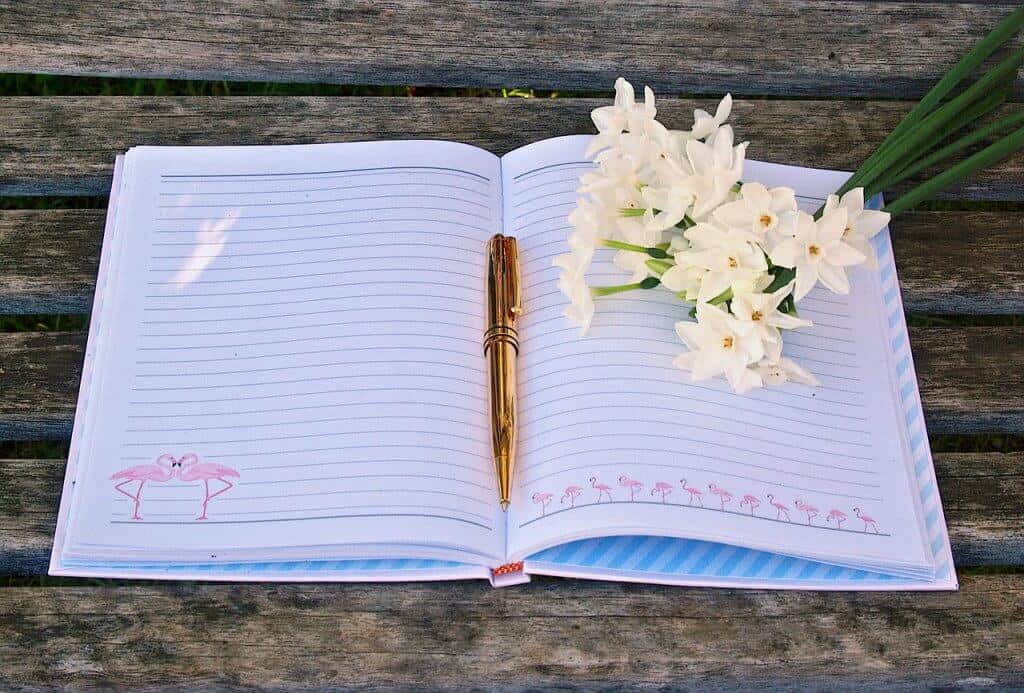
(659, 262, 706, 301)
(587, 78, 657, 156)
(641, 181, 696, 232)
(756, 357, 821, 387)
(713, 182, 797, 242)
(554, 236, 596, 336)
(770, 209, 866, 301)
(561, 80, 888, 394)
(642, 119, 695, 180)
(613, 250, 653, 283)
(553, 232, 594, 282)
(674, 225, 769, 302)
(559, 273, 595, 336)
(691, 94, 733, 140)
(685, 126, 748, 219)
(674, 303, 765, 393)
(731, 281, 813, 345)
(823, 187, 890, 269)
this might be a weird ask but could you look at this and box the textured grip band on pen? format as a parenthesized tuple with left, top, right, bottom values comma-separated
(484, 326, 519, 353)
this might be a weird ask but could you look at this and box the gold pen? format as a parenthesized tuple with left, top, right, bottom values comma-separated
(484, 234, 522, 511)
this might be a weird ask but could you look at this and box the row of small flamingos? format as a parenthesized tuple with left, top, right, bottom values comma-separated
(531, 476, 881, 533)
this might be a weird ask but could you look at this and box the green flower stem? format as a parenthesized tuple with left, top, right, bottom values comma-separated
(591, 277, 661, 296)
(870, 107, 1024, 194)
(708, 287, 733, 305)
(591, 282, 645, 297)
(898, 4, 1024, 128)
(601, 239, 648, 253)
(835, 6, 1024, 197)
(619, 207, 646, 217)
(933, 84, 1011, 143)
(600, 238, 671, 259)
(849, 48, 1024, 196)
(884, 124, 1024, 214)
(645, 259, 673, 275)
(886, 85, 1011, 185)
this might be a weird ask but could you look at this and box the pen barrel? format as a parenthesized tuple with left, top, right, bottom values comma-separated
(486, 340, 517, 508)
(484, 234, 521, 509)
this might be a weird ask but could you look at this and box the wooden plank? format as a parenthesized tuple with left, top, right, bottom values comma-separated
(1, 574, 1022, 689)
(3, 453, 1020, 576)
(892, 210, 1024, 314)
(0, 210, 102, 314)
(4, 208, 1023, 315)
(0, 1, 1022, 99)
(0, 326, 1021, 441)
(1, 97, 1023, 198)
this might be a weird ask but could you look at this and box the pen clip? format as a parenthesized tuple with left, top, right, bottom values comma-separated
(504, 236, 522, 324)
(488, 234, 522, 329)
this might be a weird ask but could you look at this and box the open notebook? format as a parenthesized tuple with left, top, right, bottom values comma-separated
(50, 135, 956, 590)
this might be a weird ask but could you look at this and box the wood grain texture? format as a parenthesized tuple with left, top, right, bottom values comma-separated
(2, 97, 1023, 198)
(0, 209, 103, 313)
(4, 208, 1023, 315)
(1, 574, 1023, 689)
(0, 326, 1021, 441)
(0, 1, 1022, 99)
(3, 453, 1020, 576)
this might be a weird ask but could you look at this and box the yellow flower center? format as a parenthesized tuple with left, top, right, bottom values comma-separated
(751, 310, 763, 321)
(722, 336, 734, 349)
(758, 214, 773, 228)
(808, 244, 821, 257)
(727, 256, 739, 268)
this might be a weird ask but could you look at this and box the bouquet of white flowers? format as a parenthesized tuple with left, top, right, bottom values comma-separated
(556, 8, 1024, 394)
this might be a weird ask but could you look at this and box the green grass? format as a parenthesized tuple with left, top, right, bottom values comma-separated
(0, 73, 586, 98)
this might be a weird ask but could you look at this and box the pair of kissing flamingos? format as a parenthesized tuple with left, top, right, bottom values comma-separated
(110, 453, 240, 521)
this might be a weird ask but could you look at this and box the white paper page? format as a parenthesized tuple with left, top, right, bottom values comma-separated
(501, 136, 931, 575)
(63, 141, 505, 565)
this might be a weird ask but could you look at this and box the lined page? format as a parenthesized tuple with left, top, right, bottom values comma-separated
(502, 136, 930, 574)
(64, 141, 505, 564)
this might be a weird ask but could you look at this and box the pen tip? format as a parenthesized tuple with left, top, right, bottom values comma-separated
(500, 500, 510, 512)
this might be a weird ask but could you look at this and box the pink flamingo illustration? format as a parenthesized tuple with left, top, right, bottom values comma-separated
(853, 507, 880, 533)
(794, 499, 820, 525)
(739, 494, 761, 516)
(766, 494, 791, 521)
(651, 481, 673, 503)
(708, 483, 732, 510)
(177, 453, 241, 520)
(532, 492, 553, 516)
(561, 485, 583, 507)
(679, 478, 703, 507)
(109, 453, 177, 520)
(618, 475, 643, 501)
(590, 476, 613, 502)
(826, 509, 848, 529)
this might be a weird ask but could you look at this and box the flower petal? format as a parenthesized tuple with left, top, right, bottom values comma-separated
(793, 263, 818, 301)
(816, 261, 851, 294)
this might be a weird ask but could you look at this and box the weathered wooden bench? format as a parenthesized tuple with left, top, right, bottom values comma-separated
(2, 2, 1024, 688)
